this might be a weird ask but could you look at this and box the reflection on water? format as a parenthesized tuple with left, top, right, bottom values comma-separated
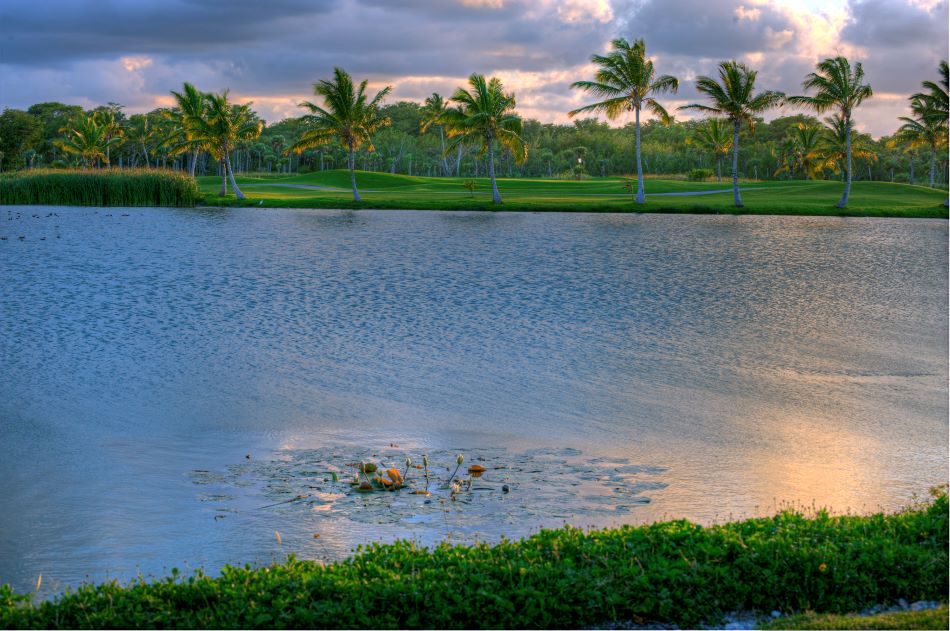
(0, 207, 946, 595)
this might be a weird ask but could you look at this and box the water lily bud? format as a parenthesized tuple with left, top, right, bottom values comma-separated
(422, 455, 429, 467)
(405, 457, 412, 467)
(456, 453, 464, 465)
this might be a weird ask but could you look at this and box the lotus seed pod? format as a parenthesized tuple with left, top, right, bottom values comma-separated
(456, 453, 464, 465)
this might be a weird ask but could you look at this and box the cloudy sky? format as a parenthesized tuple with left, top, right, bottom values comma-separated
(0, 0, 946, 137)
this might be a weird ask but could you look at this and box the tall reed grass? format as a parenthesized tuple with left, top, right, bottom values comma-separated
(0, 169, 200, 207)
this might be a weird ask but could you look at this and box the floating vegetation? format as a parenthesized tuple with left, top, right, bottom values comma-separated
(188, 446, 668, 542)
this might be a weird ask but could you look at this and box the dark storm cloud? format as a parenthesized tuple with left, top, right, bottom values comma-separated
(840, 0, 949, 94)
(0, 0, 338, 67)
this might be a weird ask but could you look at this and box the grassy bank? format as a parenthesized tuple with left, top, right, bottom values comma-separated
(0, 169, 199, 207)
(2, 491, 946, 629)
(198, 170, 950, 218)
(764, 606, 949, 630)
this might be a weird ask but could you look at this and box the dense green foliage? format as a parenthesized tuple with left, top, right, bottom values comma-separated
(0, 169, 199, 207)
(2, 492, 946, 629)
(195, 169, 949, 218)
(763, 606, 949, 630)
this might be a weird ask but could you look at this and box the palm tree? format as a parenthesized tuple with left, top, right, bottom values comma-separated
(441, 74, 527, 204)
(54, 114, 118, 168)
(190, 90, 262, 199)
(165, 82, 208, 177)
(821, 115, 877, 179)
(125, 114, 156, 168)
(912, 60, 949, 125)
(289, 67, 392, 201)
(897, 97, 948, 188)
(569, 38, 678, 203)
(787, 56, 872, 208)
(681, 61, 784, 207)
(689, 118, 732, 182)
(93, 104, 124, 167)
(775, 123, 828, 180)
(420, 93, 451, 176)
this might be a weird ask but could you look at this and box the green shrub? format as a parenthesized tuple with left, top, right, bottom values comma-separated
(1, 491, 946, 629)
(688, 168, 715, 181)
(893, 173, 910, 183)
(0, 168, 200, 207)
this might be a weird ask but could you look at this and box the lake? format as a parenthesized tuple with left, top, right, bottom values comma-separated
(1, 206, 946, 596)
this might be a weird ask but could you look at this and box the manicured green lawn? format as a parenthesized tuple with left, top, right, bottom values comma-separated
(763, 606, 949, 630)
(2, 492, 946, 629)
(197, 170, 950, 218)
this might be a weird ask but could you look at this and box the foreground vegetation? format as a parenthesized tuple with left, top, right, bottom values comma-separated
(2, 491, 945, 629)
(196, 169, 949, 218)
(0, 169, 199, 207)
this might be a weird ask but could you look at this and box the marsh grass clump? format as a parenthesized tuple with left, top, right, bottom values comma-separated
(1, 488, 946, 629)
(0, 169, 200, 207)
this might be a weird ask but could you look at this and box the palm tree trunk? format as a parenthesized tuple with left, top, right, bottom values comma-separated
(732, 119, 742, 207)
(189, 151, 198, 178)
(225, 150, 246, 200)
(142, 143, 150, 168)
(219, 159, 228, 196)
(439, 127, 449, 176)
(716, 154, 722, 182)
(837, 115, 852, 208)
(487, 136, 501, 204)
(909, 152, 915, 184)
(929, 142, 936, 188)
(348, 141, 360, 202)
(635, 107, 645, 204)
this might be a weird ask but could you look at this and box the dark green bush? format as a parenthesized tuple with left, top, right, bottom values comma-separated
(0, 169, 199, 207)
(1, 492, 946, 629)
(688, 168, 715, 181)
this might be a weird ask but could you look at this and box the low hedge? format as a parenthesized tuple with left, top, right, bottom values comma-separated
(2, 491, 946, 629)
(0, 169, 199, 207)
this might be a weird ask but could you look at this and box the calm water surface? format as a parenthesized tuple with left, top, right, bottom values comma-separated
(1, 207, 946, 595)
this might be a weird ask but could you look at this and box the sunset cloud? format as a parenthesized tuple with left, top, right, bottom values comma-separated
(0, 0, 945, 137)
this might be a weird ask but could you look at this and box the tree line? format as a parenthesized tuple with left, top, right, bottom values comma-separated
(0, 42, 946, 207)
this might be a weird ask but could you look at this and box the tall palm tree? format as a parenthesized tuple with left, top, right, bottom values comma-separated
(420, 93, 451, 176)
(289, 67, 392, 201)
(689, 118, 732, 182)
(165, 82, 209, 177)
(897, 97, 948, 188)
(681, 61, 784, 207)
(94, 104, 124, 167)
(821, 115, 877, 179)
(190, 90, 262, 199)
(775, 123, 828, 180)
(441, 74, 527, 204)
(569, 38, 678, 203)
(125, 114, 156, 168)
(787, 56, 872, 208)
(54, 114, 118, 168)
(911, 60, 949, 125)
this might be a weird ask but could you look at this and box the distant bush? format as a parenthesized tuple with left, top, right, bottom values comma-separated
(893, 173, 910, 183)
(0, 169, 199, 207)
(1, 489, 946, 629)
(688, 168, 715, 181)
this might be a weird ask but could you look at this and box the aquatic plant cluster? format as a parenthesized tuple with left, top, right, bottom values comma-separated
(1, 489, 945, 629)
(0, 169, 199, 207)
(191, 447, 666, 537)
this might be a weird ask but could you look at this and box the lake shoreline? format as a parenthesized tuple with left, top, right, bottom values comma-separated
(195, 199, 950, 218)
(2, 491, 946, 629)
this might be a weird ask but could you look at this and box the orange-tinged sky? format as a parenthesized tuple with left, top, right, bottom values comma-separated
(0, 0, 946, 137)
